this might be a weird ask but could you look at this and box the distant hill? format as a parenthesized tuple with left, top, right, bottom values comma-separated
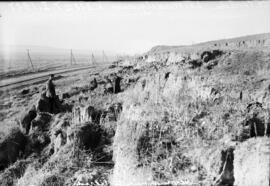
(147, 33, 270, 54)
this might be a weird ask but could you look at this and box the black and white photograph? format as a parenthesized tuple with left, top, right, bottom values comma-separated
(0, 1, 270, 186)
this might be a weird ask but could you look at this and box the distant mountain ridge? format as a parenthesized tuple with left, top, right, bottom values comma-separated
(148, 32, 270, 54)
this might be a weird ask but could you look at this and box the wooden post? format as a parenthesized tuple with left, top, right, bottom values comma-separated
(70, 49, 76, 65)
(72, 51, 76, 64)
(70, 49, 73, 65)
(27, 49, 34, 70)
(102, 50, 108, 63)
(91, 53, 96, 65)
(102, 51, 105, 63)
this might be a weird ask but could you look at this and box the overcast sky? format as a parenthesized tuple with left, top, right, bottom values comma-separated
(0, 1, 270, 55)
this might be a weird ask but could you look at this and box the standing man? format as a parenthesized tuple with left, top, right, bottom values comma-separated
(46, 74, 56, 113)
(114, 74, 122, 94)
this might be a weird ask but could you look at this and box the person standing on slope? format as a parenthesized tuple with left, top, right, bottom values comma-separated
(46, 74, 57, 113)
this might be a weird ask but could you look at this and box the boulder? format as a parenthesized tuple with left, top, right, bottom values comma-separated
(0, 128, 27, 171)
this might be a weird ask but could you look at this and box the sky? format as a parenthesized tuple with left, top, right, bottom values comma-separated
(0, 1, 270, 55)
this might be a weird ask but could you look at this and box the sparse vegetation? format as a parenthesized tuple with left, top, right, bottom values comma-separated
(1, 35, 270, 186)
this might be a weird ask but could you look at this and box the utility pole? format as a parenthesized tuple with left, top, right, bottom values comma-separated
(102, 51, 105, 63)
(70, 49, 73, 65)
(70, 49, 76, 65)
(27, 49, 34, 70)
(102, 50, 108, 63)
(91, 53, 96, 65)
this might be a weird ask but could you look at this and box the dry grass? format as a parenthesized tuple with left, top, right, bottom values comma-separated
(1, 47, 270, 186)
(112, 48, 270, 185)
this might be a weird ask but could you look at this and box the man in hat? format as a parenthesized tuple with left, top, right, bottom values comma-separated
(46, 74, 57, 113)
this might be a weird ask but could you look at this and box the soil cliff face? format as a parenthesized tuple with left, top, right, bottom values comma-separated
(234, 137, 270, 186)
(1, 33, 270, 186)
(112, 43, 270, 186)
(139, 33, 270, 67)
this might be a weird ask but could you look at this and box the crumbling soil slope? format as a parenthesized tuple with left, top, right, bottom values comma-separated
(0, 36, 270, 186)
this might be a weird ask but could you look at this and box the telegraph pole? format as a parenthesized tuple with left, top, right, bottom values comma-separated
(27, 49, 34, 70)
(102, 50, 108, 63)
(70, 49, 76, 65)
(91, 53, 96, 65)
(70, 49, 73, 65)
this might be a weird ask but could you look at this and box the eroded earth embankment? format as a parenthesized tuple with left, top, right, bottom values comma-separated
(0, 44, 270, 186)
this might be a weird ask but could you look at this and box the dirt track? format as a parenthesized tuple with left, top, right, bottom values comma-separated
(0, 63, 110, 90)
